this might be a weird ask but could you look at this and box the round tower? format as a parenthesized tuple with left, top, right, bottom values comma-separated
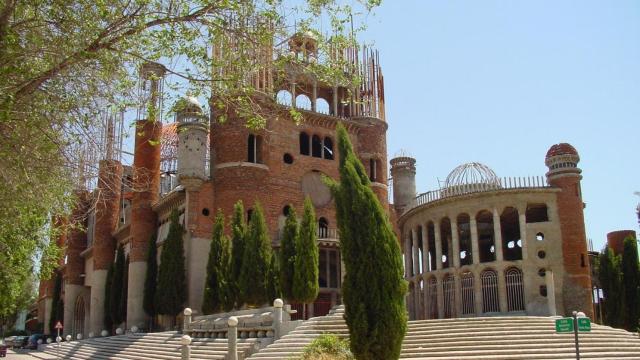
(545, 143, 593, 318)
(390, 156, 416, 214)
(607, 230, 637, 256)
(176, 96, 208, 189)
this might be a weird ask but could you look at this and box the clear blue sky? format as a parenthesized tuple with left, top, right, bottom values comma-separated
(359, 0, 639, 250)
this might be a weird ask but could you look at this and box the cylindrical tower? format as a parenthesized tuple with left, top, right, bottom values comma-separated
(176, 96, 209, 189)
(607, 230, 637, 256)
(127, 61, 165, 329)
(390, 156, 416, 214)
(89, 160, 123, 334)
(545, 143, 593, 319)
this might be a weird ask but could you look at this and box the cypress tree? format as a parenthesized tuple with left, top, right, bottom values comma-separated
(325, 124, 407, 360)
(293, 197, 319, 309)
(229, 201, 247, 308)
(279, 205, 299, 302)
(120, 256, 129, 321)
(202, 210, 233, 314)
(110, 245, 126, 325)
(239, 203, 273, 307)
(622, 236, 640, 330)
(49, 270, 63, 334)
(143, 233, 158, 322)
(599, 246, 623, 327)
(155, 209, 187, 317)
(268, 250, 281, 303)
(104, 262, 114, 331)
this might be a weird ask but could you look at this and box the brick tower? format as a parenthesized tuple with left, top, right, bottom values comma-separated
(606, 230, 636, 255)
(545, 143, 593, 318)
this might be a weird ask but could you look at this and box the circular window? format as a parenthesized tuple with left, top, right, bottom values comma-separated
(538, 268, 546, 277)
(536, 232, 544, 241)
(283, 153, 294, 164)
(540, 285, 548, 297)
(202, 208, 210, 216)
(282, 205, 291, 216)
(538, 250, 546, 259)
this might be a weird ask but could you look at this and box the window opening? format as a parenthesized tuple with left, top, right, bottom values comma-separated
(501, 207, 522, 261)
(323, 137, 334, 160)
(505, 267, 525, 311)
(318, 217, 329, 238)
(440, 218, 452, 269)
(476, 211, 496, 263)
(296, 94, 312, 110)
(457, 214, 472, 266)
(481, 269, 500, 313)
(369, 158, 377, 182)
(282, 205, 291, 216)
(537, 250, 546, 259)
(316, 98, 330, 114)
(536, 232, 544, 241)
(299, 132, 310, 155)
(247, 134, 262, 164)
(461, 272, 475, 315)
(443, 274, 456, 318)
(312, 135, 322, 158)
(276, 89, 293, 106)
(283, 153, 294, 164)
(526, 204, 549, 223)
(427, 222, 436, 271)
(427, 277, 438, 319)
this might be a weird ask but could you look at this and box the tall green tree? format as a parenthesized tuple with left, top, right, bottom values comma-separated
(104, 262, 115, 331)
(293, 198, 319, 310)
(326, 124, 408, 360)
(109, 245, 126, 326)
(229, 201, 247, 308)
(622, 236, 640, 330)
(279, 206, 299, 302)
(268, 250, 282, 303)
(203, 210, 233, 314)
(48, 270, 64, 334)
(239, 204, 273, 307)
(599, 246, 623, 327)
(143, 233, 158, 323)
(120, 256, 129, 322)
(155, 210, 187, 317)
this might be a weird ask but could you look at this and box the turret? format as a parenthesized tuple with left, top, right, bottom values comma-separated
(175, 96, 209, 190)
(390, 156, 416, 214)
(545, 143, 593, 318)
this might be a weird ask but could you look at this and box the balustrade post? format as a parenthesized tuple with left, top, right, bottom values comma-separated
(227, 317, 238, 360)
(273, 299, 283, 340)
(183, 308, 192, 335)
(180, 335, 192, 360)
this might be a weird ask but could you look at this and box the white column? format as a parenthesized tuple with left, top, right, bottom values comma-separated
(422, 225, 429, 273)
(90, 269, 108, 334)
(404, 235, 412, 278)
(451, 218, 460, 268)
(546, 270, 557, 316)
(470, 218, 480, 265)
(412, 228, 420, 277)
(434, 221, 443, 270)
(493, 208, 504, 262)
(436, 276, 444, 319)
(126, 261, 147, 329)
(497, 268, 508, 313)
(518, 208, 528, 260)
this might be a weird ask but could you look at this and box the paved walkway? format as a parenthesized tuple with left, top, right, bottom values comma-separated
(3, 349, 53, 359)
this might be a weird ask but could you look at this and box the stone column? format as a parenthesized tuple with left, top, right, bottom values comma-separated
(436, 276, 444, 319)
(404, 235, 412, 278)
(422, 275, 429, 320)
(474, 269, 483, 315)
(470, 218, 480, 265)
(311, 82, 317, 112)
(291, 83, 297, 107)
(518, 208, 528, 260)
(434, 221, 443, 270)
(454, 271, 462, 316)
(412, 228, 420, 278)
(497, 268, 508, 313)
(493, 208, 504, 262)
(422, 225, 430, 273)
(546, 270, 557, 316)
(451, 219, 460, 268)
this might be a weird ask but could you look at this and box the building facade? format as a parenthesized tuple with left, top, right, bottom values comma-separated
(394, 144, 594, 320)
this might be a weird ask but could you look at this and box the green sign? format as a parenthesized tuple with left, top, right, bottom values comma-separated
(555, 318, 574, 333)
(577, 318, 591, 332)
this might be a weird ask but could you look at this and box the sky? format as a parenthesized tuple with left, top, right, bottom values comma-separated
(357, 0, 640, 250)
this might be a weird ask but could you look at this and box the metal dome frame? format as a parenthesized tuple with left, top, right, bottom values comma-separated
(444, 162, 500, 188)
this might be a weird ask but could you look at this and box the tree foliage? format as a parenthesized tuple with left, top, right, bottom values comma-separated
(109, 245, 127, 326)
(279, 205, 299, 302)
(229, 201, 247, 308)
(599, 246, 623, 327)
(622, 236, 640, 331)
(143, 232, 158, 318)
(155, 210, 187, 316)
(293, 198, 319, 304)
(239, 203, 273, 307)
(326, 124, 407, 360)
(202, 210, 233, 314)
(48, 270, 64, 334)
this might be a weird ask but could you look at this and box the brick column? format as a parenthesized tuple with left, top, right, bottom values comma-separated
(127, 119, 162, 329)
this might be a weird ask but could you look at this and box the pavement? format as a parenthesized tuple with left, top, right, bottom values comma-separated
(2, 349, 51, 359)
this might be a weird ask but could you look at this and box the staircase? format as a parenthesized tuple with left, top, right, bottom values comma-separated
(32, 332, 258, 360)
(249, 305, 640, 359)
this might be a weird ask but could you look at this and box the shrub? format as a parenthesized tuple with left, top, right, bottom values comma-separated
(301, 334, 354, 360)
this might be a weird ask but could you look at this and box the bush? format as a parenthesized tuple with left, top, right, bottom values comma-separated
(202, 210, 233, 314)
(155, 209, 187, 317)
(301, 334, 354, 360)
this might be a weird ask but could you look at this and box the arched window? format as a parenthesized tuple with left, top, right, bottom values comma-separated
(276, 89, 293, 106)
(318, 217, 329, 238)
(369, 158, 377, 182)
(316, 98, 330, 114)
(457, 213, 472, 266)
(299, 132, 310, 155)
(505, 267, 525, 311)
(501, 207, 522, 261)
(312, 135, 322, 158)
(427, 222, 436, 272)
(476, 210, 496, 263)
(427, 277, 438, 319)
(296, 94, 312, 110)
(247, 134, 262, 164)
(440, 218, 452, 269)
(481, 269, 500, 313)
(323, 137, 334, 160)
(461, 271, 475, 315)
(443, 274, 456, 318)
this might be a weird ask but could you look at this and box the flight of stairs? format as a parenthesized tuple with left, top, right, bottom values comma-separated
(249, 305, 640, 359)
(32, 331, 259, 360)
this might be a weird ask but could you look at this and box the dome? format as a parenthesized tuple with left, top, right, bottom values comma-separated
(173, 96, 203, 114)
(444, 162, 500, 188)
(546, 143, 578, 159)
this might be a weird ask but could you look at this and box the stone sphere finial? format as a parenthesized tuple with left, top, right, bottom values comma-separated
(65, 335, 72, 341)
(227, 316, 239, 327)
(180, 335, 192, 346)
(274, 298, 284, 308)
(115, 328, 123, 335)
(131, 326, 139, 333)
(101, 330, 109, 337)
(184, 307, 193, 316)
(76, 334, 83, 340)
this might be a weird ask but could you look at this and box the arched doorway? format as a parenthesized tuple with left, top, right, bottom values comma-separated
(73, 296, 85, 338)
